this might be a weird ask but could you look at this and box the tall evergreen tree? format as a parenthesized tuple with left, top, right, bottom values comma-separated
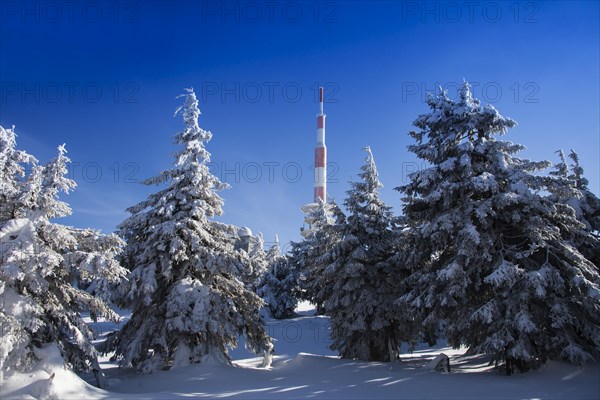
(108, 89, 272, 373)
(321, 147, 401, 362)
(0, 141, 125, 388)
(396, 83, 600, 372)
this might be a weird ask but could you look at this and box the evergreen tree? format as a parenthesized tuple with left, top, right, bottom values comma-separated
(246, 232, 268, 292)
(0, 125, 37, 221)
(0, 142, 125, 388)
(568, 150, 600, 236)
(396, 83, 600, 372)
(388, 218, 421, 351)
(321, 147, 401, 362)
(257, 240, 298, 319)
(108, 89, 272, 373)
(549, 150, 600, 268)
(291, 199, 343, 314)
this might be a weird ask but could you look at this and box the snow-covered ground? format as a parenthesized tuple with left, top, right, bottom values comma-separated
(2, 302, 599, 399)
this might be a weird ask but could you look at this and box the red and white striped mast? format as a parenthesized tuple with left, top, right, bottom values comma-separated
(314, 87, 327, 203)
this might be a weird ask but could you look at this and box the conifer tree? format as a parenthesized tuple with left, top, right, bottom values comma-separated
(108, 89, 272, 373)
(549, 150, 600, 268)
(0, 125, 37, 220)
(396, 83, 600, 371)
(257, 240, 298, 319)
(0, 140, 125, 388)
(291, 199, 343, 314)
(322, 147, 401, 362)
(246, 232, 268, 292)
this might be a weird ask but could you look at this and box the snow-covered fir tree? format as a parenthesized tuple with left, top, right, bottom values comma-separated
(290, 199, 343, 314)
(232, 227, 270, 291)
(0, 140, 126, 388)
(0, 125, 37, 221)
(396, 82, 600, 372)
(388, 218, 422, 351)
(567, 150, 600, 267)
(108, 89, 272, 373)
(320, 147, 402, 362)
(549, 150, 600, 268)
(257, 239, 298, 319)
(246, 232, 269, 292)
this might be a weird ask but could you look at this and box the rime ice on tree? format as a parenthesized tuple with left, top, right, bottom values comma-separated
(291, 199, 343, 315)
(548, 149, 600, 268)
(319, 147, 402, 362)
(108, 89, 272, 373)
(257, 239, 298, 319)
(0, 130, 126, 388)
(396, 82, 600, 371)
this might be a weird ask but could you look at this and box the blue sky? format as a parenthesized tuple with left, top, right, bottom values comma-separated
(1, 0, 598, 248)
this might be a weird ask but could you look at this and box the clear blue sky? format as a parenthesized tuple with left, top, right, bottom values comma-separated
(1, 1, 598, 249)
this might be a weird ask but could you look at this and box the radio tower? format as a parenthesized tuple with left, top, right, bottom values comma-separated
(314, 87, 327, 203)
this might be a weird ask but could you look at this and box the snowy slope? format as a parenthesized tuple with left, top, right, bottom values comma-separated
(1, 302, 599, 399)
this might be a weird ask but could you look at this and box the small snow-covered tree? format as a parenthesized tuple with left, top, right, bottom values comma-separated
(396, 82, 600, 372)
(246, 232, 269, 292)
(0, 125, 37, 221)
(69, 227, 128, 303)
(257, 240, 298, 319)
(108, 89, 272, 373)
(0, 142, 126, 388)
(20, 144, 77, 219)
(291, 199, 343, 314)
(549, 150, 600, 268)
(321, 147, 402, 362)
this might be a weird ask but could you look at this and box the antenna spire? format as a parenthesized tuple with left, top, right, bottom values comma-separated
(314, 87, 327, 203)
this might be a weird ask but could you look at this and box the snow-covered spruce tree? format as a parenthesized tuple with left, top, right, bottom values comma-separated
(245, 232, 269, 292)
(321, 147, 402, 362)
(549, 150, 600, 268)
(257, 240, 298, 319)
(0, 143, 125, 388)
(291, 199, 343, 314)
(0, 125, 37, 221)
(396, 82, 600, 372)
(388, 220, 422, 351)
(109, 89, 272, 373)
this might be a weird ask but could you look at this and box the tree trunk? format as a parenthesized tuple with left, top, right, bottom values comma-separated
(90, 357, 107, 389)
